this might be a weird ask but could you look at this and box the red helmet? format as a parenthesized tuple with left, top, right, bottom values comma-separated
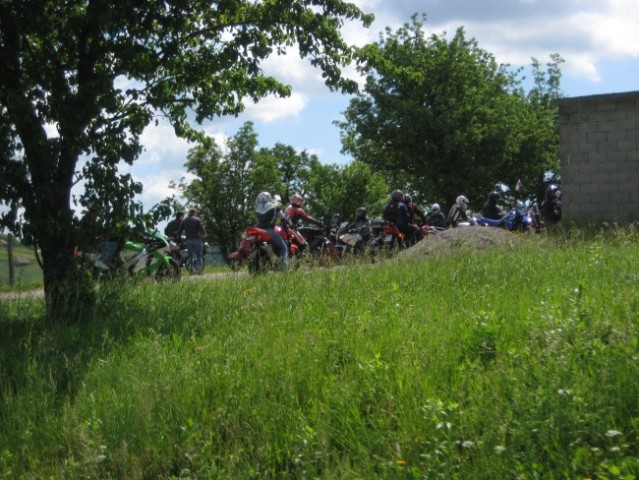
(290, 194, 303, 207)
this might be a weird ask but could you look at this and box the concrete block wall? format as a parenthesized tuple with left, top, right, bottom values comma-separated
(558, 91, 639, 224)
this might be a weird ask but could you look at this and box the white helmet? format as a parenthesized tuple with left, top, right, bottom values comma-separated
(456, 195, 469, 208)
(431, 203, 441, 213)
(256, 192, 275, 214)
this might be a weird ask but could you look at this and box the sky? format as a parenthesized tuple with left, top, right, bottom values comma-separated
(127, 0, 639, 212)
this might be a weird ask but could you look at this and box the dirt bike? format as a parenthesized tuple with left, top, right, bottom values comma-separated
(88, 231, 181, 281)
(334, 222, 380, 260)
(228, 224, 304, 274)
(297, 224, 339, 265)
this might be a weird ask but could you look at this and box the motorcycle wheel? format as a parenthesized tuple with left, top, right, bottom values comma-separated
(155, 258, 181, 282)
(248, 247, 269, 275)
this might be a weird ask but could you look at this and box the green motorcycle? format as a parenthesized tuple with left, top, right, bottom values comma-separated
(91, 231, 181, 282)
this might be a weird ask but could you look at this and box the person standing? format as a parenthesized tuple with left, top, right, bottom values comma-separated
(177, 208, 206, 274)
(164, 211, 184, 239)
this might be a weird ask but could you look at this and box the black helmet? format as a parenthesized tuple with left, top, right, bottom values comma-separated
(403, 193, 412, 203)
(356, 207, 367, 218)
(489, 192, 500, 203)
(546, 184, 559, 199)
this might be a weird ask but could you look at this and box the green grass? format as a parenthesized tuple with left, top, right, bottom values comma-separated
(0, 241, 42, 292)
(1, 228, 639, 479)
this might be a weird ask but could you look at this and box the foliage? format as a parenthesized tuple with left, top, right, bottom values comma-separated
(2, 227, 639, 478)
(305, 160, 389, 222)
(0, 0, 372, 318)
(338, 14, 562, 210)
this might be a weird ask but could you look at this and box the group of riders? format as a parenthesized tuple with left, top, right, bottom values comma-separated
(247, 184, 563, 268)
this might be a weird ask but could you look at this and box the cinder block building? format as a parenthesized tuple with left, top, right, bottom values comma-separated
(557, 91, 639, 224)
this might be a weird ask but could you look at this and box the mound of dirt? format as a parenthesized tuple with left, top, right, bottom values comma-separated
(399, 226, 520, 260)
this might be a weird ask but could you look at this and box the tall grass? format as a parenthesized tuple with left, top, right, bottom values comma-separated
(1, 228, 639, 479)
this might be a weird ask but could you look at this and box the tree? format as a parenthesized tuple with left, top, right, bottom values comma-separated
(305, 161, 388, 222)
(337, 14, 562, 210)
(0, 1, 372, 317)
(179, 122, 280, 256)
(259, 143, 316, 203)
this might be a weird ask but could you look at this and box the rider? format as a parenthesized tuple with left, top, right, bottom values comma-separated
(383, 189, 421, 243)
(424, 203, 447, 230)
(255, 191, 289, 267)
(404, 194, 426, 225)
(481, 192, 507, 220)
(346, 207, 372, 240)
(541, 184, 562, 224)
(285, 194, 324, 228)
(446, 195, 474, 228)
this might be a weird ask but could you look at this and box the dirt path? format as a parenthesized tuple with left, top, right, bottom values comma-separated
(0, 270, 248, 302)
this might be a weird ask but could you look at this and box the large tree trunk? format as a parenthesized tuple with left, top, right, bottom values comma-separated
(39, 205, 96, 322)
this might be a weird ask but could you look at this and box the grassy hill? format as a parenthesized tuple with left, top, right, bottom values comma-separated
(1, 227, 639, 479)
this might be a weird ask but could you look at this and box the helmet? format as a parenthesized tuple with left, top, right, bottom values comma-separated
(403, 194, 412, 203)
(290, 194, 303, 207)
(391, 189, 404, 201)
(456, 195, 469, 208)
(256, 191, 275, 214)
(431, 203, 441, 213)
(356, 207, 367, 218)
(256, 191, 272, 205)
(546, 184, 559, 199)
(331, 213, 341, 223)
(489, 192, 500, 203)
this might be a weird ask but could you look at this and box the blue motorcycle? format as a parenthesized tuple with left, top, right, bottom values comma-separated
(474, 201, 543, 233)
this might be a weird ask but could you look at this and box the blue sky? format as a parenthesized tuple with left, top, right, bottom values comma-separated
(127, 0, 639, 210)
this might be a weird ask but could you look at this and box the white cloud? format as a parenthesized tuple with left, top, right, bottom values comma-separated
(243, 92, 308, 123)
(138, 123, 191, 167)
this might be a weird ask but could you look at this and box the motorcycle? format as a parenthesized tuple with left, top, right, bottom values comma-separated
(297, 224, 339, 265)
(383, 222, 408, 252)
(474, 200, 544, 233)
(89, 231, 181, 281)
(228, 224, 304, 274)
(335, 222, 381, 259)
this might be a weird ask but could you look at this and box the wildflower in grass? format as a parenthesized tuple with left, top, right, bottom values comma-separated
(462, 440, 475, 449)
(396, 459, 406, 466)
(606, 429, 622, 438)
(494, 445, 507, 454)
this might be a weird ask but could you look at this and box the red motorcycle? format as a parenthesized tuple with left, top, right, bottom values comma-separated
(228, 224, 305, 274)
(383, 222, 407, 252)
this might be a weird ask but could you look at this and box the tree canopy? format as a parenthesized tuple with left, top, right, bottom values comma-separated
(0, 0, 372, 317)
(337, 15, 562, 210)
